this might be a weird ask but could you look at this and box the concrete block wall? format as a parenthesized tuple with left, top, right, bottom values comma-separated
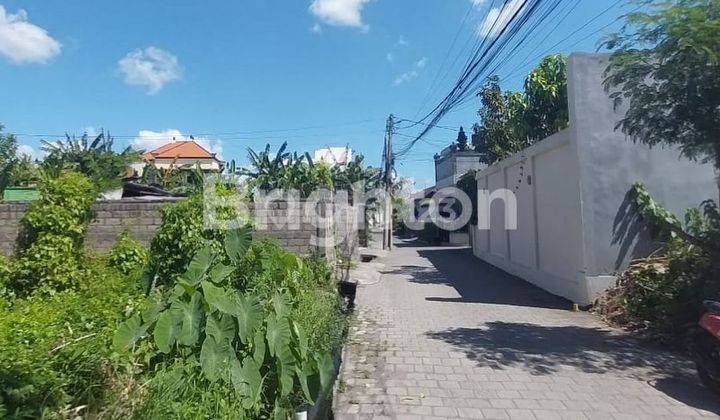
(250, 200, 335, 256)
(0, 198, 341, 258)
(0, 199, 182, 256)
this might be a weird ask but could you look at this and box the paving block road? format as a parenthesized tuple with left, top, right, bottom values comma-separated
(333, 239, 720, 419)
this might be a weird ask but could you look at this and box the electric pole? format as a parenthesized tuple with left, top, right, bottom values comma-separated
(384, 114, 395, 250)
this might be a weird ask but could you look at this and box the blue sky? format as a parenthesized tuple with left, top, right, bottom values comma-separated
(0, 0, 631, 189)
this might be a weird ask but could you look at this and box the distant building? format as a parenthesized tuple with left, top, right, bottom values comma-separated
(433, 145, 484, 188)
(314, 147, 352, 167)
(141, 141, 223, 172)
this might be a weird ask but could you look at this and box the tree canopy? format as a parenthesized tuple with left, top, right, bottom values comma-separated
(603, 0, 720, 171)
(0, 126, 18, 194)
(471, 54, 569, 165)
(41, 131, 140, 191)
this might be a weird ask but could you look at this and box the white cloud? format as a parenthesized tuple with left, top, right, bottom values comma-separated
(118, 47, 182, 94)
(309, 0, 371, 30)
(17, 144, 44, 160)
(396, 36, 407, 47)
(393, 57, 428, 86)
(311, 23, 323, 33)
(477, 0, 524, 38)
(132, 129, 223, 160)
(0, 5, 61, 64)
(470, 0, 487, 7)
(386, 52, 394, 62)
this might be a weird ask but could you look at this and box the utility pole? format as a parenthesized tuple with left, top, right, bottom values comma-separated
(384, 114, 395, 251)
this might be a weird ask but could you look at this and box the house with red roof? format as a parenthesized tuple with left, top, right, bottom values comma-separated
(141, 140, 223, 172)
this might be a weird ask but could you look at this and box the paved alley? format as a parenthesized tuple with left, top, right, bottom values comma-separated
(333, 239, 720, 419)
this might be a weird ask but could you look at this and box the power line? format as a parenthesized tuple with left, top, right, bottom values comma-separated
(9, 118, 381, 140)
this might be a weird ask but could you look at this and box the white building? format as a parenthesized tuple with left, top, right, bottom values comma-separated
(434, 146, 485, 188)
(314, 147, 352, 167)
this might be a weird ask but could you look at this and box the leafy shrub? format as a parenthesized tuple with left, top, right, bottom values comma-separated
(595, 183, 720, 341)
(110, 232, 149, 275)
(147, 195, 225, 288)
(11, 234, 84, 294)
(115, 230, 342, 418)
(0, 258, 144, 418)
(18, 172, 96, 248)
(9, 172, 96, 295)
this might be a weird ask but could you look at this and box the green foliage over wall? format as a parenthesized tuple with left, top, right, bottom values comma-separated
(0, 126, 18, 195)
(10, 172, 96, 295)
(109, 232, 150, 275)
(597, 183, 720, 341)
(472, 54, 569, 164)
(147, 195, 226, 288)
(603, 0, 720, 177)
(41, 131, 140, 192)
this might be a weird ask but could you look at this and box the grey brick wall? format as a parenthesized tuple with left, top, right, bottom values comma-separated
(0, 198, 183, 256)
(0, 198, 341, 258)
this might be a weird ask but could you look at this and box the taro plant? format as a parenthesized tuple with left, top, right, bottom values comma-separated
(114, 227, 335, 418)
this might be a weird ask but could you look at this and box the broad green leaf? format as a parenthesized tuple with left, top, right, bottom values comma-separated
(209, 263, 235, 284)
(266, 315, 291, 357)
(271, 293, 289, 318)
(206, 312, 236, 345)
(318, 353, 336, 393)
(154, 309, 182, 353)
(236, 294, 262, 344)
(292, 320, 309, 360)
(177, 292, 204, 347)
(296, 360, 321, 404)
(141, 300, 164, 325)
(113, 314, 149, 352)
(252, 329, 266, 366)
(176, 279, 197, 297)
(277, 361, 295, 397)
(224, 226, 252, 264)
(184, 245, 214, 285)
(272, 402, 288, 420)
(231, 356, 263, 409)
(200, 336, 235, 383)
(202, 280, 240, 315)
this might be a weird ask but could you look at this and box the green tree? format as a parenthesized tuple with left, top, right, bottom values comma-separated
(41, 131, 140, 191)
(9, 155, 40, 187)
(0, 125, 18, 195)
(524, 53, 569, 141)
(471, 77, 528, 164)
(603, 0, 720, 192)
(331, 154, 381, 192)
(470, 54, 568, 164)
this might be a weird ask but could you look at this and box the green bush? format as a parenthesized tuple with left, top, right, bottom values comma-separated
(11, 234, 84, 294)
(18, 172, 96, 249)
(147, 195, 225, 288)
(110, 232, 149, 275)
(596, 183, 720, 341)
(9, 172, 96, 295)
(0, 258, 144, 418)
(114, 231, 345, 418)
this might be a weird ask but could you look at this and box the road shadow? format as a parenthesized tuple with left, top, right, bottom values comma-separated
(383, 247, 570, 310)
(427, 322, 720, 415)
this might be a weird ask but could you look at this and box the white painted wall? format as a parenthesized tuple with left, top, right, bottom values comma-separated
(471, 53, 716, 305)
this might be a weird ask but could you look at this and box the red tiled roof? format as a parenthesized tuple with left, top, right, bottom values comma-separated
(142, 141, 217, 161)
